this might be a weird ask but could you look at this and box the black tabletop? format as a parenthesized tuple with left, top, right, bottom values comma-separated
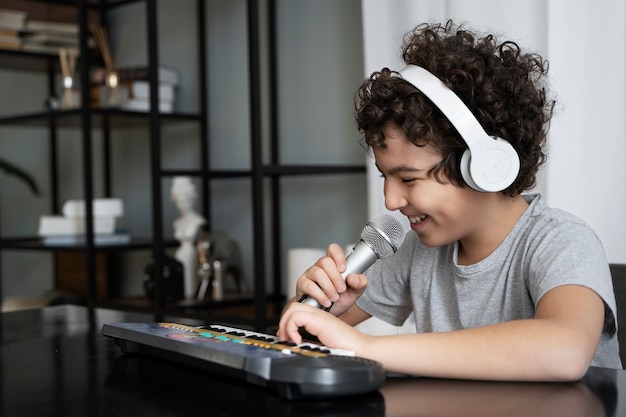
(1, 305, 624, 416)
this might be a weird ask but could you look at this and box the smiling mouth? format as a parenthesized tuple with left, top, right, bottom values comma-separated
(408, 215, 427, 225)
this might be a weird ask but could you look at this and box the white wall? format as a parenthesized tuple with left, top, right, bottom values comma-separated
(0, 70, 54, 299)
(545, 0, 626, 263)
(362, 0, 626, 263)
(361, 0, 444, 230)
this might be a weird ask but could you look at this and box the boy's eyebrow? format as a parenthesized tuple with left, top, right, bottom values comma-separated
(375, 163, 426, 175)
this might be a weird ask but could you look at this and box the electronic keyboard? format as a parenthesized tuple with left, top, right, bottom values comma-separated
(101, 322, 385, 400)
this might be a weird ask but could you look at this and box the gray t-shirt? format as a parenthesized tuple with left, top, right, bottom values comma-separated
(356, 193, 622, 368)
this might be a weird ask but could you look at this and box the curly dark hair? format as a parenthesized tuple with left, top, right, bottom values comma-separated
(355, 20, 555, 195)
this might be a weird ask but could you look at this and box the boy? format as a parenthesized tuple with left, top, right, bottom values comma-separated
(277, 21, 622, 380)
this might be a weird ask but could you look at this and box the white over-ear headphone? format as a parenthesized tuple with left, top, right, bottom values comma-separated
(398, 65, 520, 192)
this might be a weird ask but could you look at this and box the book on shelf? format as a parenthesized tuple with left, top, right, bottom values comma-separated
(62, 198, 124, 218)
(121, 97, 174, 113)
(38, 215, 117, 236)
(0, 28, 20, 44)
(20, 34, 89, 55)
(42, 233, 131, 246)
(0, 9, 26, 31)
(20, 43, 71, 55)
(0, 31, 21, 50)
(0, 40, 21, 50)
(21, 32, 78, 46)
(23, 19, 79, 36)
(0, 12, 24, 50)
(0, 28, 19, 37)
(19, 19, 94, 55)
(123, 80, 177, 101)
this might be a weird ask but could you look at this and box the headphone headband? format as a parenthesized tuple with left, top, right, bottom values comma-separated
(399, 65, 487, 147)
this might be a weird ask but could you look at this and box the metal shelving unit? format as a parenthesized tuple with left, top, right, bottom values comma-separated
(0, 0, 366, 329)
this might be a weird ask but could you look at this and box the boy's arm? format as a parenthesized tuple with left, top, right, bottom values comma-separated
(338, 304, 372, 326)
(278, 284, 605, 381)
(362, 284, 604, 381)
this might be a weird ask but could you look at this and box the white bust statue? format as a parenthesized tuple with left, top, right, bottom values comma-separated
(171, 176, 206, 298)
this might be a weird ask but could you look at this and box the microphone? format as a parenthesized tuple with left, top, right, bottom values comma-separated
(298, 214, 406, 310)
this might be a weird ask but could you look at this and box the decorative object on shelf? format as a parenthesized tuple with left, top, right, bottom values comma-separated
(58, 47, 78, 109)
(38, 198, 128, 246)
(171, 176, 206, 298)
(91, 24, 124, 107)
(120, 66, 179, 113)
(89, 65, 179, 112)
(0, 158, 39, 195)
(143, 254, 185, 303)
(195, 227, 245, 302)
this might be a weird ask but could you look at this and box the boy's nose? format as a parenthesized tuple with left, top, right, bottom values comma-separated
(384, 182, 407, 211)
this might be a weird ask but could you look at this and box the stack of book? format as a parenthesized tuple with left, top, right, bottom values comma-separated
(0, 9, 26, 50)
(38, 198, 130, 246)
(0, 8, 91, 55)
(91, 65, 179, 113)
(21, 19, 82, 55)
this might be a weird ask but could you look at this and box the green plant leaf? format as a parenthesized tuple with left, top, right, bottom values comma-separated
(0, 158, 40, 196)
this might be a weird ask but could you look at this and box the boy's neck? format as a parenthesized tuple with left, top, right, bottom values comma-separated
(457, 194, 529, 266)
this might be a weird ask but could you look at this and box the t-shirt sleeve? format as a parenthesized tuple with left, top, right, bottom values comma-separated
(527, 216, 617, 334)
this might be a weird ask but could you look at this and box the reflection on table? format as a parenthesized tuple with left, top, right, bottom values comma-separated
(382, 369, 619, 417)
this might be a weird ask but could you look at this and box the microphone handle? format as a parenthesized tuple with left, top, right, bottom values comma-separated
(298, 240, 377, 311)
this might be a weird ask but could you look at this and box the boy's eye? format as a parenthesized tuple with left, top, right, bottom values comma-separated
(379, 173, 423, 183)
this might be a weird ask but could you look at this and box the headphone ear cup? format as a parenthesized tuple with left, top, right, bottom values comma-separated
(461, 137, 520, 193)
(460, 148, 483, 192)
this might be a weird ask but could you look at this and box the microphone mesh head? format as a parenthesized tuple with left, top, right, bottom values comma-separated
(360, 214, 406, 258)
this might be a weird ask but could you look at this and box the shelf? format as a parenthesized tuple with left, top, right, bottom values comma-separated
(161, 164, 366, 179)
(0, 49, 60, 72)
(0, 236, 178, 251)
(262, 164, 366, 176)
(0, 108, 202, 128)
(96, 294, 283, 326)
